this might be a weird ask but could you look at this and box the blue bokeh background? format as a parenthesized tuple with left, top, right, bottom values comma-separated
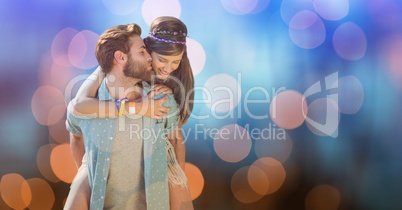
(1, 0, 402, 209)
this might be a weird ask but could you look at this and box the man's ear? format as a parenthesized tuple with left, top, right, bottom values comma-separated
(114, 50, 126, 65)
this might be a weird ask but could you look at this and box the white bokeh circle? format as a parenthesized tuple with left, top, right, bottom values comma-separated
(68, 30, 99, 69)
(280, 0, 315, 25)
(333, 22, 367, 61)
(51, 28, 79, 67)
(214, 124, 252, 163)
(220, 0, 259, 15)
(289, 10, 326, 49)
(313, 0, 349, 21)
(141, 0, 181, 26)
(187, 38, 206, 76)
(203, 73, 241, 113)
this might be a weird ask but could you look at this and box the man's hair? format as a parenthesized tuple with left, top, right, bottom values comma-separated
(95, 23, 142, 74)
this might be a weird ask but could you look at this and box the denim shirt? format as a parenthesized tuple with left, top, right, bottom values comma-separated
(66, 79, 178, 210)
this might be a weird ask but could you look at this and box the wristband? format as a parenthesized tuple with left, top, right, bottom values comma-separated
(116, 97, 128, 116)
(128, 102, 136, 114)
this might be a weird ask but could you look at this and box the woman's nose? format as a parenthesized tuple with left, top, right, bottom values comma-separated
(163, 63, 172, 72)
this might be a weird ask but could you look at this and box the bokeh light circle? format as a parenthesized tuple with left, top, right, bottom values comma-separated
(231, 166, 264, 203)
(305, 185, 341, 210)
(31, 86, 66, 126)
(313, 0, 349, 21)
(382, 35, 402, 90)
(0, 173, 31, 210)
(0, 192, 11, 210)
(254, 131, 293, 163)
(68, 30, 99, 69)
(334, 76, 364, 114)
(102, 0, 140, 15)
(270, 90, 308, 129)
(213, 124, 252, 163)
(38, 53, 75, 92)
(306, 98, 339, 136)
(141, 0, 181, 26)
(280, 0, 315, 25)
(48, 117, 70, 144)
(250, 0, 271, 14)
(184, 162, 204, 200)
(247, 166, 270, 195)
(333, 22, 367, 60)
(50, 144, 78, 183)
(21, 181, 31, 208)
(25, 178, 55, 210)
(289, 10, 326, 49)
(37, 144, 61, 183)
(187, 38, 206, 76)
(49, 104, 67, 124)
(51, 28, 79, 67)
(251, 157, 286, 195)
(203, 74, 241, 113)
(220, 0, 259, 15)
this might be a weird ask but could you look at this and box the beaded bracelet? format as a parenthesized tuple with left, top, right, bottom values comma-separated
(116, 97, 128, 117)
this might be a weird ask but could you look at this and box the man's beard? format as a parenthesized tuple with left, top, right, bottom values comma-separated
(123, 55, 153, 82)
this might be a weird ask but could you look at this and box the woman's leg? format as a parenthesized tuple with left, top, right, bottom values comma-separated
(166, 137, 194, 209)
(63, 162, 91, 210)
(169, 184, 194, 210)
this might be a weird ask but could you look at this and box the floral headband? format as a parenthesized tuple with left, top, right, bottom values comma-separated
(148, 29, 187, 45)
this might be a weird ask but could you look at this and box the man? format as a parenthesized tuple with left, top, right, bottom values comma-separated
(65, 23, 179, 209)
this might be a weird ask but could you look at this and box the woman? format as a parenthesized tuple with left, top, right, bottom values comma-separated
(65, 16, 194, 210)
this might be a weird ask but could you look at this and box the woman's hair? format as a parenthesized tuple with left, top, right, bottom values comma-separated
(144, 16, 194, 124)
(95, 23, 142, 74)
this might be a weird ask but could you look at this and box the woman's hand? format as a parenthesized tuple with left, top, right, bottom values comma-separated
(152, 84, 173, 95)
(134, 90, 172, 119)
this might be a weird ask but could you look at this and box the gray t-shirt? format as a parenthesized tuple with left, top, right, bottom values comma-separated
(103, 115, 146, 210)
